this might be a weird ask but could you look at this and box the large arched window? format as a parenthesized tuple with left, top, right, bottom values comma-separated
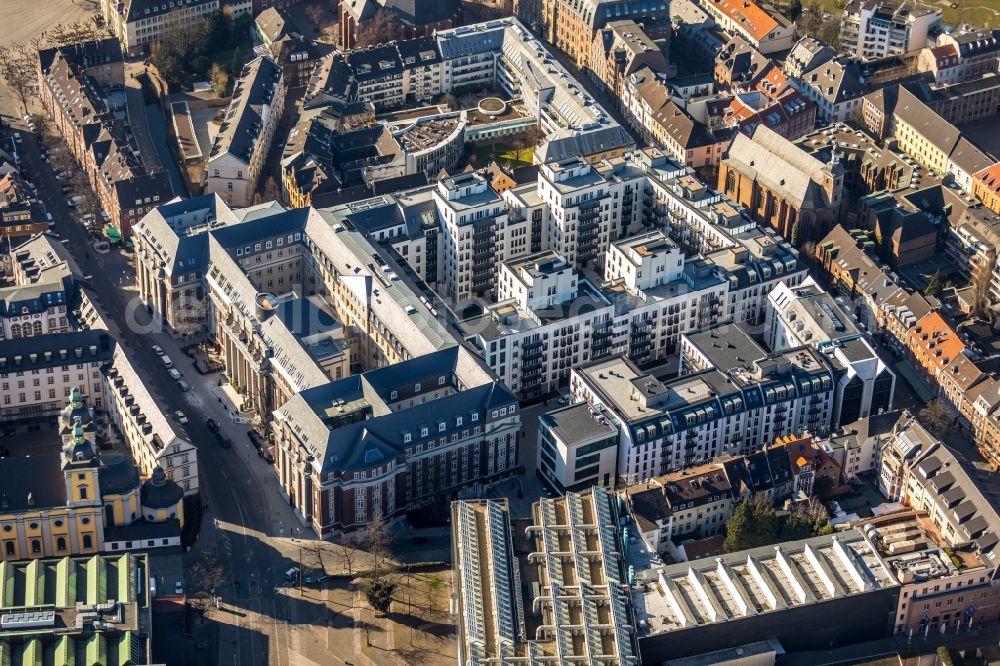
(56, 537, 66, 551)
(82, 534, 93, 549)
(10, 324, 20, 338)
(32, 321, 42, 335)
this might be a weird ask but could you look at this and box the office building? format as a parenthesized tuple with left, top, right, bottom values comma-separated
(632, 529, 900, 663)
(273, 348, 519, 534)
(766, 277, 895, 425)
(0, 553, 151, 663)
(452, 488, 640, 665)
(102, 0, 224, 56)
(537, 402, 619, 492)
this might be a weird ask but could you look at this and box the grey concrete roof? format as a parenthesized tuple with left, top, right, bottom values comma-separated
(540, 403, 617, 445)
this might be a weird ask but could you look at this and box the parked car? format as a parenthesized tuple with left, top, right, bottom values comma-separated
(160, 355, 173, 368)
(247, 429, 266, 452)
(206, 418, 220, 433)
(60, 185, 73, 194)
(167, 368, 182, 381)
(558, 394, 571, 405)
(66, 198, 77, 208)
(284, 567, 300, 581)
(177, 379, 190, 392)
(174, 411, 188, 424)
(216, 431, 232, 448)
(152, 345, 164, 356)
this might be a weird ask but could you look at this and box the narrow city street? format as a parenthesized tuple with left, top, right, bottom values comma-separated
(12, 120, 304, 666)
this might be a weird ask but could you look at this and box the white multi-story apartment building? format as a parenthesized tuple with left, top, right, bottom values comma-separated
(434, 172, 528, 304)
(537, 157, 647, 270)
(461, 252, 616, 398)
(767, 277, 896, 425)
(839, 0, 941, 61)
(205, 56, 286, 208)
(102, 0, 223, 56)
(572, 349, 837, 484)
(460, 233, 731, 398)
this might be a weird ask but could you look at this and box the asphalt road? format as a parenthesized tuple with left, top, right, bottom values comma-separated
(14, 123, 299, 666)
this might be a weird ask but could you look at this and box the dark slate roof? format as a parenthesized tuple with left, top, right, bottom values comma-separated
(0, 330, 115, 373)
(0, 455, 67, 510)
(38, 38, 123, 73)
(395, 36, 442, 68)
(210, 207, 309, 251)
(105, 519, 181, 543)
(113, 171, 174, 211)
(318, 382, 517, 473)
(210, 56, 284, 165)
(346, 44, 403, 82)
(628, 485, 670, 531)
(140, 467, 184, 509)
(382, 0, 459, 25)
(273, 296, 339, 337)
(98, 452, 141, 497)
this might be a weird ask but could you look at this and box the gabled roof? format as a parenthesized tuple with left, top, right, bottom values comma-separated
(893, 86, 960, 155)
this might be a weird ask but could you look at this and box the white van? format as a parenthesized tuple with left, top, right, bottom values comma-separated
(167, 368, 181, 381)
(160, 355, 173, 369)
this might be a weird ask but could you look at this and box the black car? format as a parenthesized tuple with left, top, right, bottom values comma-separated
(205, 418, 220, 433)
(247, 429, 266, 452)
(216, 431, 232, 448)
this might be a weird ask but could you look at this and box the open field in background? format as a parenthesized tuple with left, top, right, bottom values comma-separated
(812, 0, 1000, 27)
(0, 0, 99, 47)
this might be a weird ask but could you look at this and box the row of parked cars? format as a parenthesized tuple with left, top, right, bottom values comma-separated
(152, 344, 274, 461)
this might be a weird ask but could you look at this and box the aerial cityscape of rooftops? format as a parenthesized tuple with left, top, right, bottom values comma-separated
(3, 0, 1000, 663)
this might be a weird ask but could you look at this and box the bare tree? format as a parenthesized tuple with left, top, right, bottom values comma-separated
(260, 176, 282, 204)
(191, 550, 227, 592)
(354, 10, 400, 48)
(972, 249, 995, 322)
(0, 42, 38, 117)
(188, 590, 213, 621)
(918, 401, 952, 440)
(424, 573, 443, 611)
(335, 533, 360, 576)
(46, 20, 102, 48)
(358, 515, 392, 578)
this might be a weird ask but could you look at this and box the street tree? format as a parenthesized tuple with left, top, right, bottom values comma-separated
(336, 533, 360, 577)
(188, 591, 213, 621)
(918, 401, 952, 440)
(358, 515, 392, 578)
(191, 550, 226, 592)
